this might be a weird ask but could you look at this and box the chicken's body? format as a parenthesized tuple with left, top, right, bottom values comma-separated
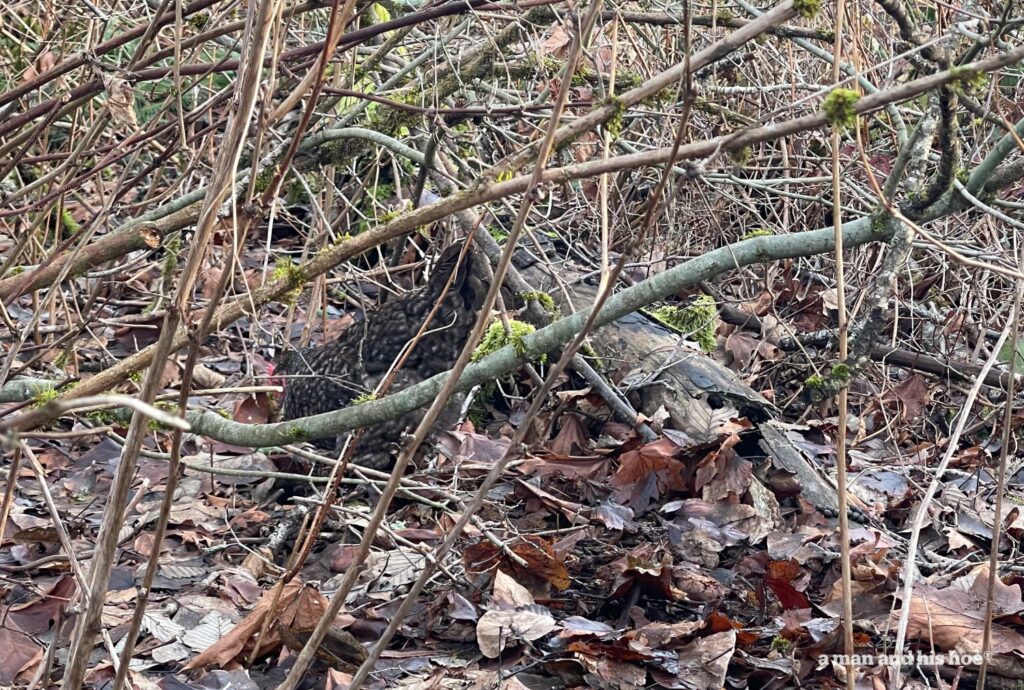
(275, 244, 486, 469)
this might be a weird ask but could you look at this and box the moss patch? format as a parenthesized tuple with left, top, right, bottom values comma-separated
(741, 228, 773, 240)
(649, 296, 718, 354)
(793, 0, 821, 19)
(272, 258, 307, 305)
(519, 290, 558, 316)
(472, 319, 539, 361)
(821, 88, 860, 129)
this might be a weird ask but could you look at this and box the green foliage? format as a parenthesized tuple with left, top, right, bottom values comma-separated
(793, 0, 821, 19)
(353, 392, 376, 404)
(60, 207, 79, 235)
(948, 67, 988, 97)
(472, 319, 539, 361)
(32, 387, 59, 408)
(147, 401, 179, 432)
(830, 363, 851, 382)
(741, 228, 773, 240)
(378, 208, 402, 224)
(998, 339, 1024, 368)
(87, 409, 118, 425)
(369, 3, 392, 22)
(253, 165, 278, 195)
(162, 234, 182, 284)
(466, 399, 489, 428)
(805, 374, 825, 389)
(821, 89, 860, 129)
(519, 291, 558, 316)
(273, 258, 307, 305)
(604, 96, 626, 140)
(578, 340, 604, 369)
(650, 296, 718, 354)
(729, 146, 752, 166)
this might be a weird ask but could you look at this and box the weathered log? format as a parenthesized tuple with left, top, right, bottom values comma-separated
(517, 260, 775, 444)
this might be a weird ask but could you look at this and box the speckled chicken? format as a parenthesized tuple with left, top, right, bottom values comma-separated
(274, 243, 487, 469)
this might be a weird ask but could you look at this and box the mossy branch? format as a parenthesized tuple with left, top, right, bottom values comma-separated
(183, 218, 896, 447)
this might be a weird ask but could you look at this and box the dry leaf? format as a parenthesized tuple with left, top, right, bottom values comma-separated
(101, 72, 138, 129)
(477, 605, 556, 658)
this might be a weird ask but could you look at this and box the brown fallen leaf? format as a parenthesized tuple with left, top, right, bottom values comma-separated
(0, 628, 43, 684)
(897, 576, 1024, 655)
(463, 536, 571, 591)
(184, 580, 343, 670)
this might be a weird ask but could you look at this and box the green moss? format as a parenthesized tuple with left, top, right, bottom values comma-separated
(578, 340, 604, 370)
(716, 8, 735, 21)
(128, 371, 143, 384)
(272, 258, 307, 305)
(472, 319, 539, 361)
(352, 392, 376, 404)
(253, 166, 275, 195)
(87, 409, 117, 425)
(325, 232, 354, 248)
(570, 66, 593, 87)
(518, 291, 558, 316)
(793, 0, 821, 19)
(770, 636, 792, 652)
(368, 183, 395, 202)
(284, 174, 320, 205)
(805, 374, 825, 389)
(948, 66, 988, 97)
(821, 88, 860, 129)
(649, 296, 718, 354)
(60, 208, 79, 235)
(286, 425, 306, 441)
(830, 363, 851, 382)
(32, 387, 60, 408)
(143, 401, 179, 432)
(541, 56, 562, 74)
(467, 401, 488, 428)
(741, 228, 773, 240)
(604, 96, 626, 140)
(163, 235, 181, 269)
(729, 145, 752, 166)
(9, 265, 24, 275)
(871, 211, 889, 235)
(378, 208, 402, 223)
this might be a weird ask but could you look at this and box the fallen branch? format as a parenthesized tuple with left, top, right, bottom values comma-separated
(718, 304, 1021, 389)
(181, 217, 895, 446)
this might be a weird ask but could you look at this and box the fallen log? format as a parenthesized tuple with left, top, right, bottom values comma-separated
(516, 259, 775, 444)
